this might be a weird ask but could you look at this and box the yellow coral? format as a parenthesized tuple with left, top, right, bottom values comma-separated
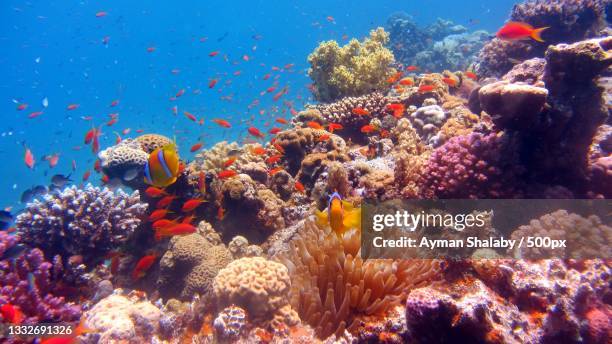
(308, 27, 396, 102)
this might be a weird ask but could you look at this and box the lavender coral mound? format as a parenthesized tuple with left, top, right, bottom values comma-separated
(420, 132, 524, 199)
(476, 0, 609, 78)
(0, 248, 81, 324)
(16, 185, 147, 262)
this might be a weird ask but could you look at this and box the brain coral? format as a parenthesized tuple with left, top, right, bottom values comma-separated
(98, 139, 148, 182)
(16, 185, 147, 263)
(275, 219, 441, 339)
(158, 231, 232, 301)
(308, 27, 396, 102)
(135, 133, 173, 153)
(213, 257, 292, 322)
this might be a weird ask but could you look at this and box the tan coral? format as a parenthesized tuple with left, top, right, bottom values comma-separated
(135, 134, 173, 153)
(275, 128, 347, 174)
(214, 257, 293, 322)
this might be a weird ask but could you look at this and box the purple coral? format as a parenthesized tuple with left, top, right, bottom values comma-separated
(420, 132, 525, 199)
(0, 247, 82, 325)
(16, 185, 147, 263)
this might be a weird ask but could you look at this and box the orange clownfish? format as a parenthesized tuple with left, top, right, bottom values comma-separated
(315, 192, 361, 235)
(144, 143, 180, 187)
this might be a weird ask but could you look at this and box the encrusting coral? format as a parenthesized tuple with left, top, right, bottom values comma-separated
(308, 27, 396, 102)
(15, 185, 147, 263)
(275, 218, 442, 339)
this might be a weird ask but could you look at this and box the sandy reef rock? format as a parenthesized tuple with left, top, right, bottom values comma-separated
(83, 294, 162, 343)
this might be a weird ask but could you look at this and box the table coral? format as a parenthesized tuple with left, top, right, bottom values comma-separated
(16, 185, 147, 263)
(307, 27, 396, 102)
(0, 247, 81, 325)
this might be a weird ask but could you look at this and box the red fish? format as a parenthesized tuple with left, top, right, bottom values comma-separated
(107, 117, 118, 126)
(266, 155, 282, 164)
(223, 157, 237, 168)
(294, 181, 305, 193)
(145, 186, 168, 198)
(16, 103, 27, 111)
(360, 124, 378, 134)
(110, 99, 119, 107)
(465, 71, 478, 80)
(496, 21, 548, 42)
(184, 111, 197, 122)
(66, 104, 79, 111)
(406, 65, 419, 72)
(28, 111, 44, 119)
(307, 121, 323, 130)
(328, 123, 343, 133)
(386, 103, 405, 118)
(318, 134, 331, 142)
(242, 55, 250, 61)
(156, 195, 176, 209)
(84, 128, 96, 144)
(218, 170, 237, 179)
(24, 148, 34, 169)
(418, 84, 435, 93)
(399, 77, 414, 86)
(442, 77, 458, 87)
(146, 46, 156, 53)
(82, 170, 91, 181)
(176, 89, 185, 98)
(148, 209, 171, 222)
(131, 254, 156, 280)
(95, 11, 108, 17)
(209, 79, 218, 88)
(248, 127, 265, 138)
(266, 86, 277, 93)
(217, 206, 226, 220)
(94, 159, 102, 172)
(212, 118, 231, 128)
(1, 304, 24, 324)
(190, 143, 203, 152)
(250, 146, 266, 155)
(387, 71, 403, 84)
(273, 143, 285, 154)
(209, 51, 220, 57)
(263, 73, 271, 80)
(275, 117, 288, 124)
(91, 127, 101, 154)
(269, 127, 281, 135)
(155, 223, 197, 240)
(46, 154, 59, 168)
(152, 219, 178, 230)
(352, 107, 370, 116)
(182, 199, 205, 212)
(268, 167, 283, 175)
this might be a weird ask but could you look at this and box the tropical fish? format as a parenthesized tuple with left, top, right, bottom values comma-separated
(386, 103, 405, 118)
(360, 124, 378, 134)
(82, 170, 91, 182)
(181, 199, 206, 212)
(66, 104, 79, 111)
(399, 77, 414, 86)
(247, 127, 265, 138)
(442, 77, 458, 87)
(0, 210, 13, 230)
(155, 223, 196, 240)
(406, 65, 419, 71)
(318, 134, 330, 142)
(208, 79, 218, 88)
(131, 254, 157, 280)
(184, 111, 197, 122)
(352, 107, 370, 116)
(275, 117, 288, 124)
(315, 192, 361, 235)
(148, 209, 171, 222)
(223, 157, 237, 168)
(212, 118, 231, 128)
(144, 144, 180, 187)
(218, 170, 237, 179)
(250, 146, 266, 155)
(464, 71, 478, 80)
(307, 121, 323, 130)
(156, 195, 176, 209)
(24, 147, 34, 169)
(51, 174, 72, 188)
(269, 127, 281, 135)
(418, 84, 435, 93)
(266, 155, 282, 164)
(268, 167, 283, 175)
(328, 123, 343, 133)
(294, 181, 305, 193)
(496, 21, 549, 42)
(0, 303, 24, 324)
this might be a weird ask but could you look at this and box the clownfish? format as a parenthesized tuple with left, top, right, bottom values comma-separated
(315, 192, 361, 235)
(144, 143, 180, 187)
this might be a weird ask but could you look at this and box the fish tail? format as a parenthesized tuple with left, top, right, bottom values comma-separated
(343, 208, 362, 231)
(531, 27, 549, 42)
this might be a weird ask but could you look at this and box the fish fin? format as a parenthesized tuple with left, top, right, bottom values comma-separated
(343, 208, 362, 230)
(315, 208, 328, 227)
(531, 27, 549, 42)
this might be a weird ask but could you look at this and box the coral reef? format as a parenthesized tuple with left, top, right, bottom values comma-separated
(420, 132, 525, 199)
(387, 13, 489, 71)
(98, 139, 148, 183)
(0, 247, 81, 325)
(83, 293, 162, 343)
(158, 231, 232, 300)
(475, 0, 609, 78)
(15, 185, 147, 263)
(307, 27, 396, 102)
(213, 257, 297, 326)
(509, 210, 612, 259)
(276, 219, 441, 339)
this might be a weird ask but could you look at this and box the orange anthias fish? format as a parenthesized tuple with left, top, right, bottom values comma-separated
(352, 107, 370, 116)
(275, 117, 288, 124)
(155, 223, 197, 240)
(360, 124, 378, 134)
(1, 304, 24, 324)
(406, 65, 419, 72)
(464, 71, 478, 80)
(266, 155, 282, 164)
(307, 121, 323, 130)
(184, 111, 197, 122)
(318, 134, 331, 142)
(328, 123, 343, 133)
(46, 154, 60, 168)
(399, 77, 414, 86)
(386, 103, 405, 118)
(40, 319, 92, 344)
(66, 104, 79, 111)
(294, 181, 305, 193)
(144, 143, 181, 187)
(190, 143, 203, 152)
(387, 71, 403, 84)
(131, 254, 157, 280)
(208, 79, 218, 88)
(182, 199, 206, 212)
(84, 128, 96, 144)
(148, 209, 171, 222)
(145, 186, 168, 198)
(269, 127, 281, 135)
(223, 157, 237, 168)
(442, 77, 458, 87)
(248, 127, 265, 138)
(212, 118, 231, 128)
(156, 195, 176, 208)
(418, 84, 436, 93)
(218, 170, 237, 179)
(250, 146, 266, 155)
(496, 21, 549, 42)
(24, 148, 34, 169)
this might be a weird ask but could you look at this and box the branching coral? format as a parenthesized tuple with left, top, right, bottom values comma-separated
(16, 185, 147, 263)
(0, 247, 82, 325)
(275, 219, 441, 339)
(308, 28, 396, 102)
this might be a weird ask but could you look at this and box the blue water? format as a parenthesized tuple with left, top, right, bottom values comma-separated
(0, 0, 516, 208)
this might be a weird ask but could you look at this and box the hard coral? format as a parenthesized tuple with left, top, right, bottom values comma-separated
(16, 185, 147, 263)
(158, 231, 232, 301)
(308, 28, 396, 102)
(0, 247, 81, 326)
(276, 219, 441, 339)
(135, 133, 173, 153)
(420, 132, 525, 199)
(98, 139, 148, 184)
(213, 257, 296, 324)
